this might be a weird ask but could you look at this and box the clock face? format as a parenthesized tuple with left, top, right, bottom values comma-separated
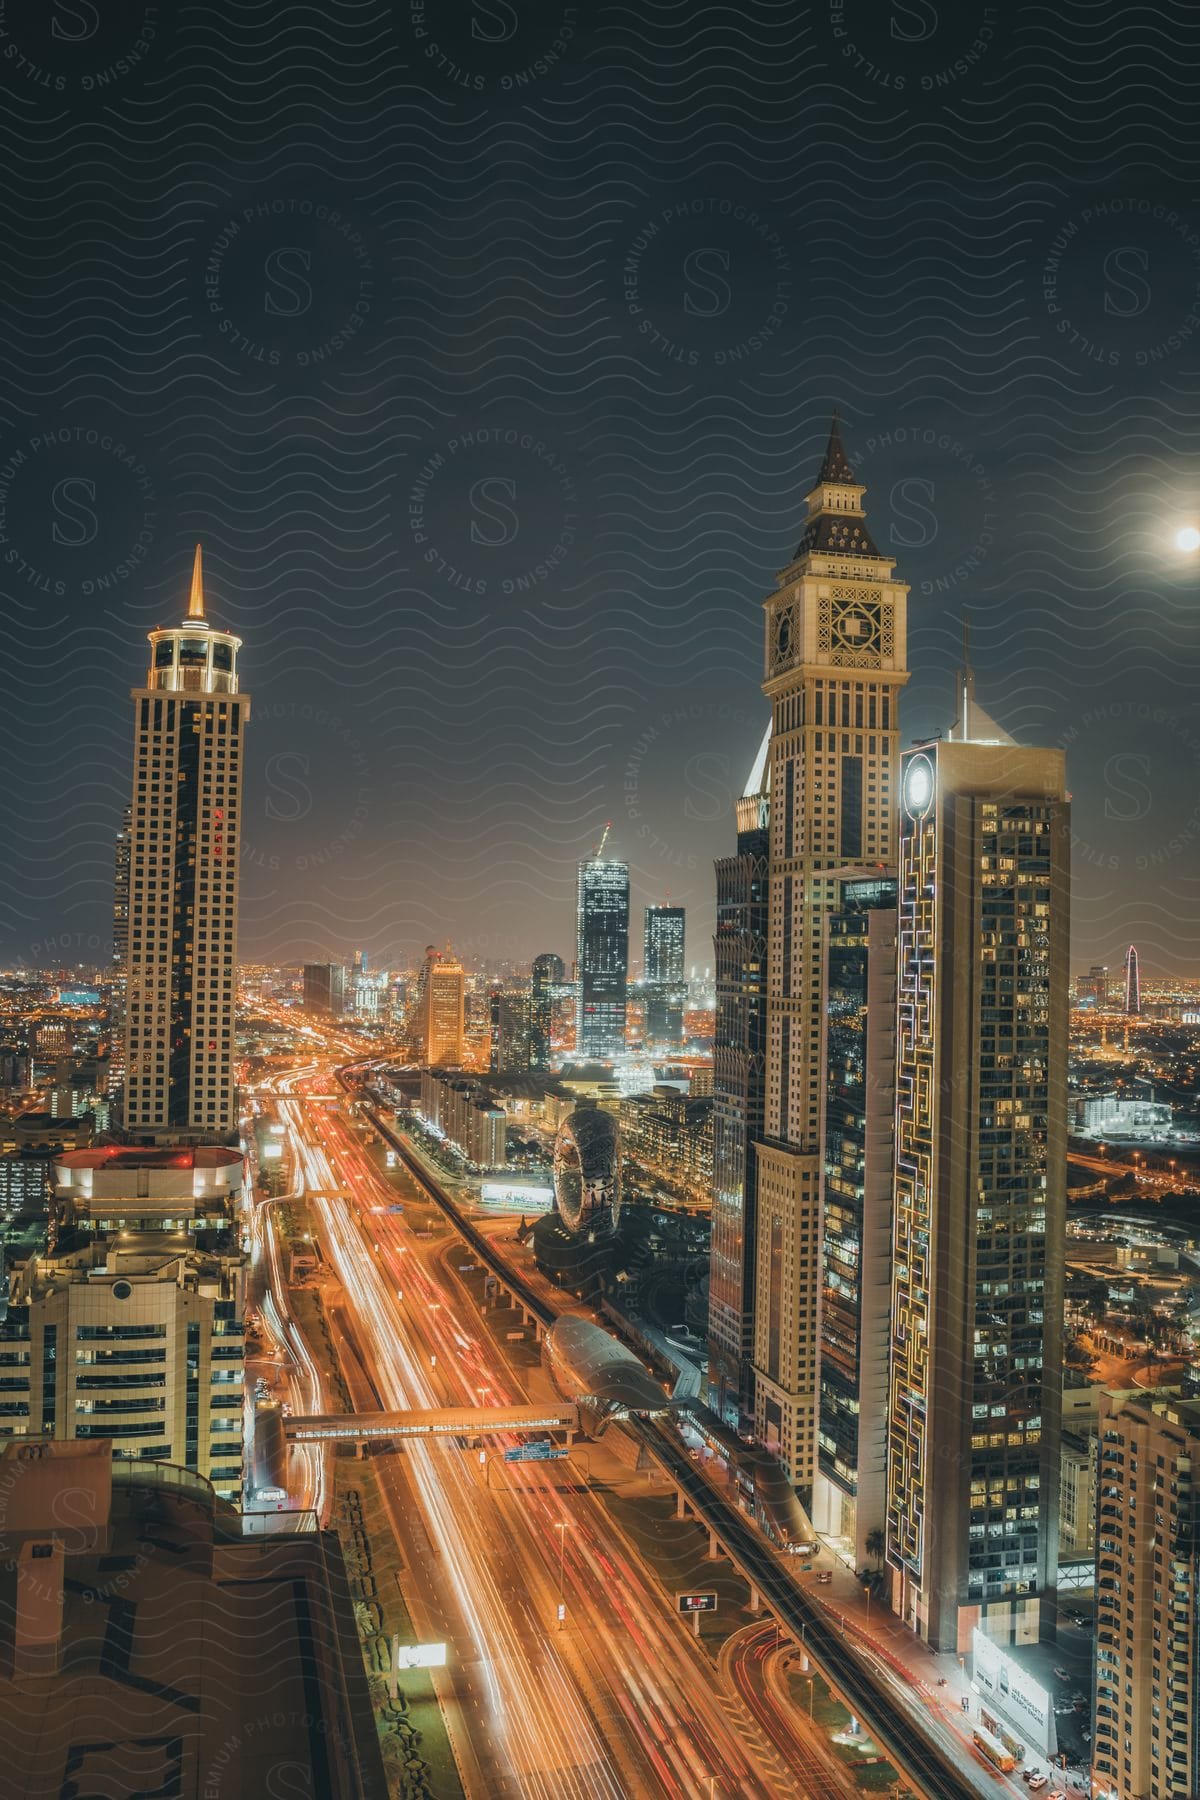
(774, 609, 793, 662)
(832, 600, 881, 652)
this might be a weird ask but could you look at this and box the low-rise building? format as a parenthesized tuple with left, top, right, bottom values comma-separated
(1, 1238, 245, 1503)
(620, 1086, 713, 1196)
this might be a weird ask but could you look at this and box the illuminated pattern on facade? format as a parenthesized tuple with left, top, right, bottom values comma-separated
(124, 548, 247, 1138)
(1124, 943, 1140, 1016)
(576, 857, 630, 1060)
(887, 741, 1068, 1652)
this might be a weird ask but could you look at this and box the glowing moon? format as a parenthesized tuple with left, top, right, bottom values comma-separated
(1175, 526, 1200, 553)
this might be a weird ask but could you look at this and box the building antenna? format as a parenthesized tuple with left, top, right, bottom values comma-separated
(593, 821, 612, 859)
(956, 610, 975, 740)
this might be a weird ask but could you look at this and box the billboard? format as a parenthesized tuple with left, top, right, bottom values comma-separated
(677, 1593, 718, 1613)
(479, 1181, 554, 1213)
(971, 1628, 1056, 1757)
(394, 1641, 447, 1670)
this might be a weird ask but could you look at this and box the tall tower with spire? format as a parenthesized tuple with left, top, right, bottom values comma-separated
(752, 416, 909, 1492)
(123, 547, 250, 1141)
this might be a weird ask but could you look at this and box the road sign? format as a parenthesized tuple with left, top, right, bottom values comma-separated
(677, 1593, 718, 1613)
(503, 1441, 568, 1464)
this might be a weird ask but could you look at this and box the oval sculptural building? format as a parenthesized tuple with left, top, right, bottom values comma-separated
(552, 1103, 620, 1235)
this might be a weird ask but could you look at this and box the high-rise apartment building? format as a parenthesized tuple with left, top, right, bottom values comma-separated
(1092, 1389, 1200, 1800)
(108, 804, 131, 1113)
(814, 873, 896, 1565)
(576, 847, 629, 1062)
(123, 547, 248, 1142)
(753, 417, 909, 1490)
(530, 952, 564, 1071)
(302, 963, 346, 1016)
(643, 904, 686, 1046)
(417, 945, 465, 1067)
(489, 982, 532, 1073)
(886, 687, 1069, 1651)
(707, 728, 770, 1428)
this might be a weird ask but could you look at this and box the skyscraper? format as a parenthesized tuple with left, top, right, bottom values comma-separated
(530, 951, 564, 1071)
(576, 837, 629, 1062)
(489, 982, 532, 1073)
(707, 727, 770, 1428)
(107, 803, 131, 1112)
(123, 547, 248, 1142)
(643, 904, 686, 1046)
(416, 944, 465, 1067)
(753, 417, 909, 1491)
(1124, 943, 1140, 1015)
(302, 962, 346, 1015)
(1092, 1388, 1200, 1800)
(886, 683, 1069, 1651)
(814, 873, 897, 1565)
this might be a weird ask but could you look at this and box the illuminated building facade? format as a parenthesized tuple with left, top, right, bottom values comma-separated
(489, 982, 533, 1074)
(123, 548, 247, 1142)
(576, 855, 629, 1061)
(108, 804, 131, 1113)
(1092, 1389, 1200, 1800)
(1, 1146, 246, 1501)
(753, 417, 909, 1489)
(416, 945, 465, 1067)
(813, 873, 896, 1564)
(643, 905, 686, 1046)
(530, 952, 564, 1071)
(707, 729, 770, 1427)
(886, 715, 1069, 1652)
(1124, 944, 1140, 1016)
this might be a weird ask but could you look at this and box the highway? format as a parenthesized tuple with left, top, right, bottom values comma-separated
(254, 1057, 801, 1799)
(355, 1073, 1007, 1800)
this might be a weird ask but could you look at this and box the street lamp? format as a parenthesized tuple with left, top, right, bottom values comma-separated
(806, 1676, 815, 1718)
(863, 1583, 872, 1621)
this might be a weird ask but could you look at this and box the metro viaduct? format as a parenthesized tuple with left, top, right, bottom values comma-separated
(339, 1076, 983, 1800)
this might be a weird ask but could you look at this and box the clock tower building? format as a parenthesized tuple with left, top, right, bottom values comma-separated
(753, 418, 909, 1490)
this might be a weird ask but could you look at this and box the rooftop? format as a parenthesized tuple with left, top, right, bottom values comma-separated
(55, 1145, 243, 1171)
(0, 1442, 386, 1800)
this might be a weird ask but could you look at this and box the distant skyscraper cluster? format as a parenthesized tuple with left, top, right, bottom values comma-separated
(706, 419, 1071, 1655)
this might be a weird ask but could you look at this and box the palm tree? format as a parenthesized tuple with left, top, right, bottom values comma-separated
(865, 1527, 886, 1566)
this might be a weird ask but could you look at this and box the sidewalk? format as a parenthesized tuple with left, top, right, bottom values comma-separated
(801, 1548, 1086, 1792)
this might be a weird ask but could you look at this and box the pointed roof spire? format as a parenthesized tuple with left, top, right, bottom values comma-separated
(817, 410, 855, 486)
(187, 543, 205, 620)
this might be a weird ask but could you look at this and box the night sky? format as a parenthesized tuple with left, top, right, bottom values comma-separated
(2, 0, 1200, 978)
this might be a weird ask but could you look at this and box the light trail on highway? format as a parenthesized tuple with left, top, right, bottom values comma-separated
(259, 1057, 792, 1800)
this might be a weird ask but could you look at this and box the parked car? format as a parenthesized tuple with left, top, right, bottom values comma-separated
(1054, 1667, 1071, 1682)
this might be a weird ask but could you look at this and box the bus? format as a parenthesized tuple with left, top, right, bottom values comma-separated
(973, 1726, 1017, 1774)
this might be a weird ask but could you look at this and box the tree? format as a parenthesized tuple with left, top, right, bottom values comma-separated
(865, 1527, 886, 1566)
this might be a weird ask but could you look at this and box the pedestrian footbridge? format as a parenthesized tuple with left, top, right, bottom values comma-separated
(285, 1403, 579, 1445)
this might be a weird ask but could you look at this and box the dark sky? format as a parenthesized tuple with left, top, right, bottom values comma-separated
(2, 0, 1200, 979)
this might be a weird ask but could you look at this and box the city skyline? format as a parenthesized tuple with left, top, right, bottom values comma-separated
(2, 9, 1199, 1800)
